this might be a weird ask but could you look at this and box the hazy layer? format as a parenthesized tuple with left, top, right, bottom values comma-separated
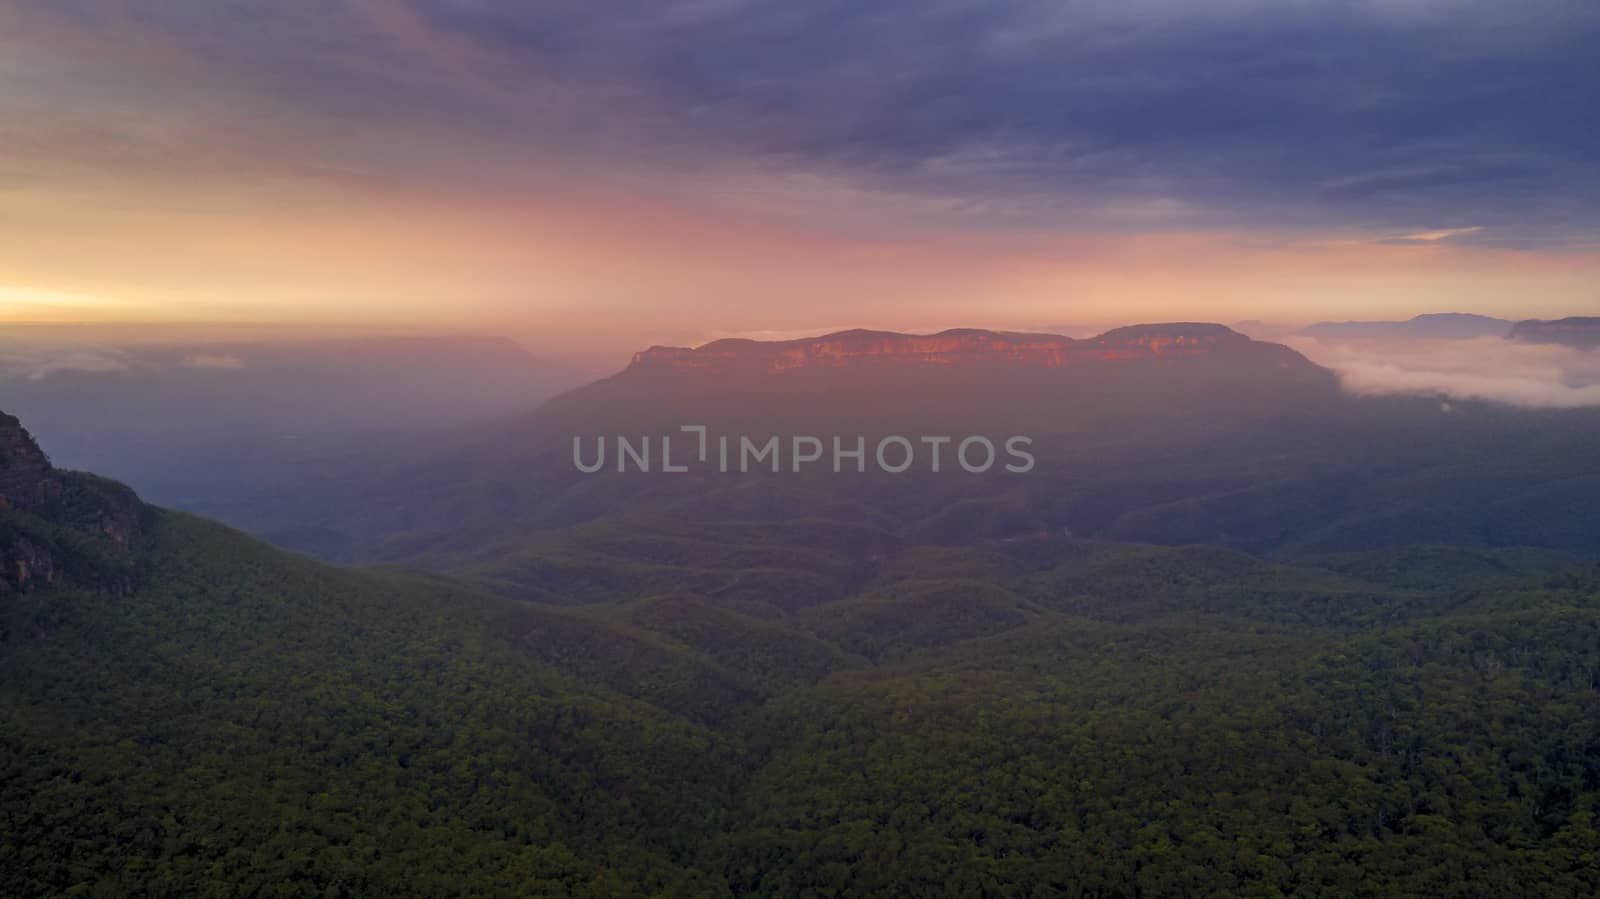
(1293, 336, 1600, 408)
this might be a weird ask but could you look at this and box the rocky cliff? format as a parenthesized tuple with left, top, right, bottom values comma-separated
(0, 412, 62, 511)
(1, 411, 144, 594)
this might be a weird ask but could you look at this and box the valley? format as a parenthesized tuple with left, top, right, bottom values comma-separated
(4, 327, 1600, 895)
(10, 2, 1599, 893)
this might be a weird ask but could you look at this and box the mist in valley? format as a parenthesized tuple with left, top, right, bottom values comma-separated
(1292, 334, 1600, 409)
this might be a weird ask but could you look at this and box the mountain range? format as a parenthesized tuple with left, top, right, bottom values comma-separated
(1509, 317, 1600, 349)
(162, 324, 1600, 570)
(1299, 313, 1515, 341)
(1296, 313, 1600, 347)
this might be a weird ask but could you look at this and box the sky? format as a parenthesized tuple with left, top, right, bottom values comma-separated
(2, 0, 1598, 360)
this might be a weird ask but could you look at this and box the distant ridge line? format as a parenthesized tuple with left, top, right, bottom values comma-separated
(625, 323, 1272, 374)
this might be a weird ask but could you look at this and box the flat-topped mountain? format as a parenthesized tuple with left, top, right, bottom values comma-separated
(627, 323, 1295, 375)
(147, 321, 1600, 567)
(1509, 316, 1600, 349)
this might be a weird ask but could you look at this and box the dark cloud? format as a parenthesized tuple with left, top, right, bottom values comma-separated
(7, 0, 1599, 242)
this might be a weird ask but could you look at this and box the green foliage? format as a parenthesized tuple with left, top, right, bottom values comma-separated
(5, 508, 1600, 896)
(1, 513, 736, 898)
(624, 595, 855, 692)
(804, 579, 1037, 661)
(0, 471, 143, 591)
(457, 517, 885, 616)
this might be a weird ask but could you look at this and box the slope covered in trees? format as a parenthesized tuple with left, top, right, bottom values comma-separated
(5, 502, 1599, 896)
(5, 405, 1600, 896)
(2, 511, 744, 897)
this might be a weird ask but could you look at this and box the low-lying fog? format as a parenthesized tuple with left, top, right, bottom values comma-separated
(1291, 336, 1600, 408)
(0, 333, 581, 506)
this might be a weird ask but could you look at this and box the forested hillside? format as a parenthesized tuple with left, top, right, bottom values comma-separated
(5, 498, 1598, 896)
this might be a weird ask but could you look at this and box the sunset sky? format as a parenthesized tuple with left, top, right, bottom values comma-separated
(2, 0, 1597, 359)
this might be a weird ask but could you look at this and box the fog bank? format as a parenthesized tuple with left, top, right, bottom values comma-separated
(1291, 336, 1600, 408)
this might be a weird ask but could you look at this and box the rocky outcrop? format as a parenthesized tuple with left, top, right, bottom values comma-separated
(626, 324, 1278, 375)
(0, 412, 63, 511)
(1, 410, 143, 595)
(5, 536, 56, 591)
(1508, 317, 1600, 349)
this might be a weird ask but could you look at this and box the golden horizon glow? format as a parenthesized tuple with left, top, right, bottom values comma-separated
(5, 175, 1597, 363)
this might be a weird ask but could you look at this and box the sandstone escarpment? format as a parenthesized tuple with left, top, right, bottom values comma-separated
(1, 411, 143, 594)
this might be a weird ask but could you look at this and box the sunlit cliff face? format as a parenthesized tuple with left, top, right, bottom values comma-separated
(626, 324, 1262, 375)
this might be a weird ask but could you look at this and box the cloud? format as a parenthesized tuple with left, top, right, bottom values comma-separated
(1392, 226, 1484, 243)
(4, 1, 1598, 243)
(0, 346, 247, 380)
(1291, 335, 1600, 408)
(0, 347, 132, 381)
(180, 353, 246, 370)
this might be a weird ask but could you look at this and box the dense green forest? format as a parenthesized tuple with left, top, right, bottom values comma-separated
(5, 505, 1598, 897)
